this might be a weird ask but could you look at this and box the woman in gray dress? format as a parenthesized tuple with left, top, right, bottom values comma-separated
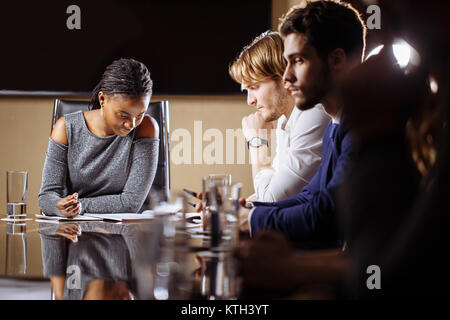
(39, 58, 159, 217)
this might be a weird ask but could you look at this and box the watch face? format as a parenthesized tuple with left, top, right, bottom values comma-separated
(250, 137, 262, 147)
(248, 137, 268, 148)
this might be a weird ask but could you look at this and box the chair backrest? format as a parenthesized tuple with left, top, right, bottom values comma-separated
(52, 99, 170, 211)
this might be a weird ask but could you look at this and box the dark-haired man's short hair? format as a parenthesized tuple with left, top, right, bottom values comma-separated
(279, 0, 366, 61)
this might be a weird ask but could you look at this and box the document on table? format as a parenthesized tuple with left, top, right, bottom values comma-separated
(35, 211, 200, 225)
(153, 202, 183, 214)
(35, 214, 102, 222)
(84, 211, 155, 222)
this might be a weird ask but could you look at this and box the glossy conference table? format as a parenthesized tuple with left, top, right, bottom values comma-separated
(1, 214, 331, 301)
(0, 214, 245, 300)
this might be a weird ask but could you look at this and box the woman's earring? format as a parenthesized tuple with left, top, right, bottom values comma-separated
(100, 105, 104, 118)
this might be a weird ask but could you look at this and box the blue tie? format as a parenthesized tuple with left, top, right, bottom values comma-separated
(329, 123, 339, 142)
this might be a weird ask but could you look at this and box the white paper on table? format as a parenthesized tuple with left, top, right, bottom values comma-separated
(35, 219, 66, 224)
(84, 212, 155, 222)
(35, 214, 102, 222)
(1, 218, 33, 222)
(174, 212, 202, 228)
(153, 202, 183, 215)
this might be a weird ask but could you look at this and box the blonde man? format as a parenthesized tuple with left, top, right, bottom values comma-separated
(229, 31, 329, 202)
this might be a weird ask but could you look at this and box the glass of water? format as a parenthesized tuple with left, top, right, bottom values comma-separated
(208, 182, 241, 251)
(7, 171, 28, 220)
(201, 174, 231, 230)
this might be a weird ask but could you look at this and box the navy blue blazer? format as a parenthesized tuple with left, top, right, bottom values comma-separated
(250, 115, 355, 245)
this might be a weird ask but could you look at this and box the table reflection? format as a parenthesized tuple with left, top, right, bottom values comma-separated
(38, 214, 194, 300)
(5, 222, 28, 276)
(39, 221, 142, 300)
(0, 208, 251, 301)
(197, 251, 239, 300)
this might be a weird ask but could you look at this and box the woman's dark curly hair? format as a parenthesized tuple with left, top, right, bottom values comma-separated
(90, 58, 153, 110)
(279, 0, 366, 61)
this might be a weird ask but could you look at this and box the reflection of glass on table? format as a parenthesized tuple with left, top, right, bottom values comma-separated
(5, 222, 27, 276)
(135, 195, 191, 300)
(198, 251, 239, 300)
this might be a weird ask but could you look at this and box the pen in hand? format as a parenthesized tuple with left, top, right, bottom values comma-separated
(71, 193, 81, 217)
(183, 188, 198, 198)
(187, 200, 198, 208)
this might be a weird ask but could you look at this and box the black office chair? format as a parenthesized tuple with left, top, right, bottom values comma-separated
(51, 99, 170, 211)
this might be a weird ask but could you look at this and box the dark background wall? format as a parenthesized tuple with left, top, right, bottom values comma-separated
(0, 0, 271, 95)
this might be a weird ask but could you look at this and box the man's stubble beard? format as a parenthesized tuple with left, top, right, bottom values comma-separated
(295, 64, 331, 111)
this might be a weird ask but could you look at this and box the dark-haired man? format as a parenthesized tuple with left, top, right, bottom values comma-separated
(239, 0, 366, 247)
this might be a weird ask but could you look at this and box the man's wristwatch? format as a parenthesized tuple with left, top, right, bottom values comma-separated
(247, 136, 268, 149)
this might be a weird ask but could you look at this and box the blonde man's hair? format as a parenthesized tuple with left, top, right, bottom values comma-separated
(229, 31, 286, 86)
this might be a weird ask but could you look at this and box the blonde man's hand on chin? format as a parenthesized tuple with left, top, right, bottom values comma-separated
(241, 111, 274, 142)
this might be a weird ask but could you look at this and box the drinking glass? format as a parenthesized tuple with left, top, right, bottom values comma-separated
(7, 171, 28, 220)
(201, 174, 231, 231)
(207, 182, 241, 251)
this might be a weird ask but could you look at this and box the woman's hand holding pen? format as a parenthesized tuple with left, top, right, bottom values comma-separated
(56, 192, 81, 218)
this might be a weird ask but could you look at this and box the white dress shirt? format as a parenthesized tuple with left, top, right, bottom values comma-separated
(252, 104, 330, 202)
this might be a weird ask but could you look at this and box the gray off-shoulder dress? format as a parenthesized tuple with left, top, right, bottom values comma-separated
(38, 111, 159, 216)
